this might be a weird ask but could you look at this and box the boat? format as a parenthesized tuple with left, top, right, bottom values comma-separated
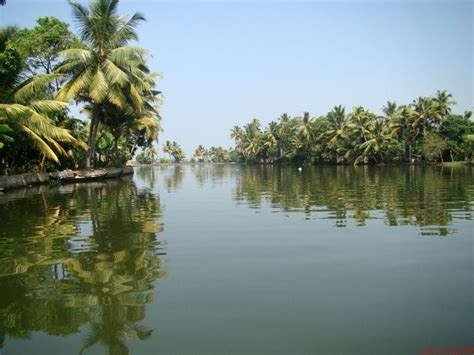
(50, 169, 108, 182)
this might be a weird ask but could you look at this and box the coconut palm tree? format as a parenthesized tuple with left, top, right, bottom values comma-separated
(277, 113, 292, 160)
(163, 140, 173, 162)
(353, 119, 393, 164)
(55, 0, 155, 168)
(230, 126, 243, 152)
(320, 105, 348, 163)
(434, 90, 455, 117)
(171, 141, 185, 162)
(193, 145, 207, 162)
(0, 27, 78, 167)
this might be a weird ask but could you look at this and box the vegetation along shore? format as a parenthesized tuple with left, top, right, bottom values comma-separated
(1, 0, 473, 174)
(0, 0, 161, 175)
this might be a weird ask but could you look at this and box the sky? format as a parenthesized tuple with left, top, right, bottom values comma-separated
(1, 0, 473, 156)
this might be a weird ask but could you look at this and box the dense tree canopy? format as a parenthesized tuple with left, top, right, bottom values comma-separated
(0, 0, 162, 174)
(230, 91, 473, 165)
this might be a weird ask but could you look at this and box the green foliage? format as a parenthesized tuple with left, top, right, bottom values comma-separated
(55, 0, 160, 169)
(0, 2, 162, 174)
(231, 91, 461, 165)
(0, 27, 23, 98)
(0, 123, 13, 149)
(464, 134, 474, 163)
(135, 146, 158, 164)
(163, 140, 185, 163)
(192, 145, 231, 163)
(14, 17, 76, 77)
(439, 113, 474, 160)
(423, 132, 448, 162)
(0, 25, 80, 174)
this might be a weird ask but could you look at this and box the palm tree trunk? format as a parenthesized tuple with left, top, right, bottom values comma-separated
(450, 149, 454, 162)
(85, 105, 100, 169)
(39, 154, 46, 173)
(112, 133, 120, 166)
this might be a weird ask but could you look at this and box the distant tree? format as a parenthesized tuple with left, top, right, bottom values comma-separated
(135, 146, 158, 164)
(423, 132, 448, 163)
(192, 145, 207, 162)
(464, 135, 474, 163)
(163, 141, 185, 162)
(439, 113, 474, 161)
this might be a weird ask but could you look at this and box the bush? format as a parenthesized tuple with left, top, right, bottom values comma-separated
(423, 132, 448, 162)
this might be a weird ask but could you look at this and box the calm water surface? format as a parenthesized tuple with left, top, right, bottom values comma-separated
(0, 165, 472, 354)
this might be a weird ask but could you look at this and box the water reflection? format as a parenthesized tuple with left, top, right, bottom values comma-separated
(233, 165, 474, 235)
(0, 178, 166, 353)
(190, 163, 230, 186)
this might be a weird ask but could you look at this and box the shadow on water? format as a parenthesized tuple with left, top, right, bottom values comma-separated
(0, 177, 166, 354)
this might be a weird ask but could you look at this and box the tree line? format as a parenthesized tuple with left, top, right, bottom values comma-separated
(0, 0, 161, 174)
(230, 92, 474, 165)
(136, 143, 235, 165)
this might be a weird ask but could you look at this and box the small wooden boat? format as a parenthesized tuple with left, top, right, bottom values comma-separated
(50, 169, 108, 182)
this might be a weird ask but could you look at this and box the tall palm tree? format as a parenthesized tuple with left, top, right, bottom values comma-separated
(294, 112, 314, 161)
(55, 0, 154, 168)
(230, 125, 243, 153)
(320, 105, 348, 163)
(241, 119, 262, 161)
(277, 113, 292, 160)
(163, 140, 173, 162)
(353, 119, 392, 164)
(434, 90, 455, 117)
(193, 145, 207, 162)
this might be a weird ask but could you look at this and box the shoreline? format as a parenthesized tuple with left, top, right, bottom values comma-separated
(1, 162, 471, 193)
(130, 161, 473, 168)
(0, 167, 134, 192)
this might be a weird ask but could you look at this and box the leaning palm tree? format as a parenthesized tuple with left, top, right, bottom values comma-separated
(55, 0, 155, 168)
(0, 27, 77, 166)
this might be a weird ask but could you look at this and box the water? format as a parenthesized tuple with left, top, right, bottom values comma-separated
(0, 165, 472, 355)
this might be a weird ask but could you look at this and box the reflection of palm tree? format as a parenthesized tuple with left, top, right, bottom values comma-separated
(233, 165, 473, 234)
(164, 165, 185, 190)
(0, 179, 166, 352)
(79, 296, 154, 355)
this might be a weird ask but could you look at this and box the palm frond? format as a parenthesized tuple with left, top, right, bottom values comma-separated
(29, 100, 68, 113)
(20, 126, 60, 163)
(14, 74, 64, 102)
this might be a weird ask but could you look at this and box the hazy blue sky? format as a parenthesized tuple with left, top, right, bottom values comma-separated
(1, 0, 472, 155)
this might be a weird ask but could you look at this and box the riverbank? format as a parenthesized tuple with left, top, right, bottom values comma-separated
(0, 167, 134, 192)
(130, 161, 473, 168)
